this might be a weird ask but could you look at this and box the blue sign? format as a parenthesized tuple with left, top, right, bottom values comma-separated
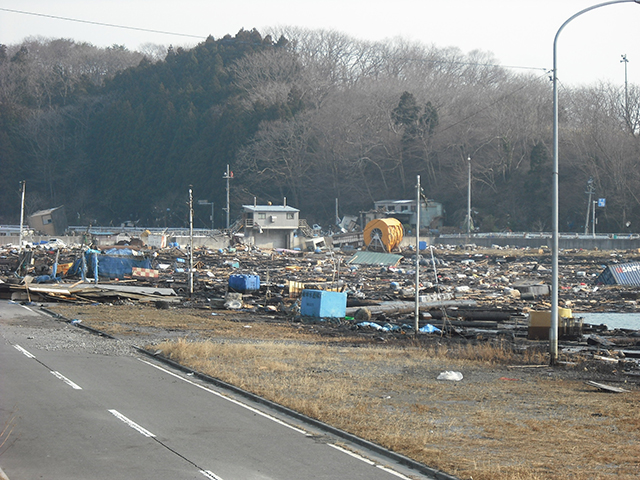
(598, 198, 606, 207)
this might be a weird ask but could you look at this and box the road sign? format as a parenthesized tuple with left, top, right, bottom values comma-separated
(598, 198, 606, 207)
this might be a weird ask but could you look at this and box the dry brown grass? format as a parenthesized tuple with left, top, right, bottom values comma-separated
(50, 304, 640, 480)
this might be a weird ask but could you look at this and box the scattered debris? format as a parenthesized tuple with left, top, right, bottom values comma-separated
(584, 381, 630, 393)
(437, 371, 464, 381)
(2, 239, 640, 376)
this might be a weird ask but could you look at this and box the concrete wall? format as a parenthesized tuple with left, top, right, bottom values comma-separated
(0, 234, 231, 250)
(4, 232, 640, 252)
(430, 234, 640, 250)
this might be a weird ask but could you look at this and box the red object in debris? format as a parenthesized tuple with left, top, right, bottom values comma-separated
(499, 377, 519, 381)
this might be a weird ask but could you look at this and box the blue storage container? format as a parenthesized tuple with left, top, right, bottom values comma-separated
(229, 274, 261, 292)
(300, 289, 347, 318)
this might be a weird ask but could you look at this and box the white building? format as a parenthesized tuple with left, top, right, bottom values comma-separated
(242, 204, 300, 249)
(366, 199, 444, 231)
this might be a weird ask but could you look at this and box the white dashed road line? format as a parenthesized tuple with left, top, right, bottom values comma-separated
(108, 409, 156, 438)
(13, 344, 36, 358)
(51, 370, 83, 390)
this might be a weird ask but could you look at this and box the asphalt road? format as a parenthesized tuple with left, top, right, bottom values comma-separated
(0, 301, 435, 480)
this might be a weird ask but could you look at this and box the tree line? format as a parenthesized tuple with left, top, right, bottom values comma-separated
(0, 29, 638, 233)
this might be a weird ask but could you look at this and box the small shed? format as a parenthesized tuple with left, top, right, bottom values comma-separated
(595, 262, 640, 286)
(28, 206, 68, 236)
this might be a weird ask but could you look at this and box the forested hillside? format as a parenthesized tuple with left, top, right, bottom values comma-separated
(1, 29, 639, 233)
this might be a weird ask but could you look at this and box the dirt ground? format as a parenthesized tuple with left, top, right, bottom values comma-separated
(46, 302, 640, 480)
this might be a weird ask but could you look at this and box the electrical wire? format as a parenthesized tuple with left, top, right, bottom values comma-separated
(0, 7, 206, 40)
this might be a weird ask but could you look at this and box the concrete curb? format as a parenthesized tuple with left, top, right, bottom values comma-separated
(136, 346, 460, 480)
(39, 307, 116, 339)
(38, 306, 459, 480)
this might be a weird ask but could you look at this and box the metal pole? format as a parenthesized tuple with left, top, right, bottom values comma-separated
(224, 164, 231, 229)
(552, 0, 640, 365)
(584, 179, 594, 235)
(622, 54, 629, 119)
(414, 175, 421, 336)
(467, 156, 471, 238)
(592, 200, 597, 237)
(18, 180, 25, 251)
(189, 187, 194, 295)
(584, 199, 591, 235)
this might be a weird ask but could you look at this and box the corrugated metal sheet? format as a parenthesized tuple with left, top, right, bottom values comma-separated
(347, 251, 403, 266)
(596, 262, 640, 285)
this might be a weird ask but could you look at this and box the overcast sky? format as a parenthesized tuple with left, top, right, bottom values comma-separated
(1, 0, 639, 87)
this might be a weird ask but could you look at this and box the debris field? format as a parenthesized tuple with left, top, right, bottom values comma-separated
(2, 241, 640, 372)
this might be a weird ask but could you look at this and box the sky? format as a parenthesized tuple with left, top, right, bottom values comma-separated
(1, 0, 639, 88)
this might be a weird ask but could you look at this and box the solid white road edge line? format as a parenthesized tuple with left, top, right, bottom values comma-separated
(51, 370, 82, 390)
(328, 444, 414, 480)
(138, 358, 307, 434)
(140, 358, 412, 478)
(13, 344, 36, 358)
(108, 409, 156, 438)
(19, 304, 44, 315)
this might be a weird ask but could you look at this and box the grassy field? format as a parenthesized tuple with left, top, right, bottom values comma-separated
(49, 303, 640, 480)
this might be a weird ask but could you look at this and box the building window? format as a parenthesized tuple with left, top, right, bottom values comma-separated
(42, 215, 52, 225)
(258, 213, 266, 220)
(388, 206, 395, 212)
(286, 213, 295, 220)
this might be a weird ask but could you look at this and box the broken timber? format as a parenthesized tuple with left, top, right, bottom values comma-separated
(11, 282, 179, 303)
(584, 381, 630, 393)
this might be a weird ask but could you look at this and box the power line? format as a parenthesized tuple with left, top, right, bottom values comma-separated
(0, 7, 206, 40)
(2, 7, 550, 75)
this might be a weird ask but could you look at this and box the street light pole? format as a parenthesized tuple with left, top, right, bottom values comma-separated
(621, 54, 629, 120)
(552, 0, 640, 365)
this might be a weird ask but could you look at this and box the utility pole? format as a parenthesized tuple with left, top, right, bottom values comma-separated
(223, 165, 232, 229)
(189, 186, 194, 295)
(18, 180, 26, 251)
(592, 200, 597, 238)
(584, 177, 595, 235)
(414, 175, 421, 337)
(467, 156, 472, 239)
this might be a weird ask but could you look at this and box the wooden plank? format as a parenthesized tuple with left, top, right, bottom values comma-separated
(584, 381, 630, 393)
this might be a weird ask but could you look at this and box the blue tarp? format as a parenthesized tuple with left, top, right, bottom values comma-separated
(67, 250, 151, 280)
(354, 321, 441, 333)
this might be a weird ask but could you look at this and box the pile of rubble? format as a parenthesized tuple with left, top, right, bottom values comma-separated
(1, 241, 639, 327)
